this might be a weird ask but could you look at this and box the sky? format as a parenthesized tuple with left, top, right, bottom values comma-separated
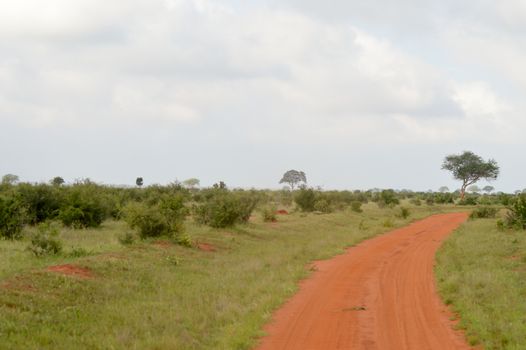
(1, 0, 525, 191)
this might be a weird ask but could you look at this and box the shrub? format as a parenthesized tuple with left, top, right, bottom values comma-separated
(261, 206, 277, 222)
(351, 201, 363, 213)
(294, 188, 317, 212)
(193, 190, 259, 228)
(469, 207, 498, 219)
(504, 195, 526, 230)
(124, 195, 188, 241)
(458, 196, 478, 206)
(59, 185, 106, 228)
(27, 223, 62, 257)
(377, 190, 400, 208)
(410, 198, 422, 206)
(118, 232, 136, 245)
(0, 195, 26, 239)
(397, 207, 411, 219)
(314, 199, 332, 213)
(17, 184, 62, 224)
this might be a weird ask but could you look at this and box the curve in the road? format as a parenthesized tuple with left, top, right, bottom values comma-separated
(255, 213, 471, 350)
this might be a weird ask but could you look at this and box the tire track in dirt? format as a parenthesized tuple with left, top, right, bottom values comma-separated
(255, 213, 471, 350)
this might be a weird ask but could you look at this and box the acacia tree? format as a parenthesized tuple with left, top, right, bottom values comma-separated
(51, 176, 65, 186)
(182, 178, 200, 189)
(482, 185, 495, 194)
(1, 174, 19, 185)
(279, 170, 307, 190)
(438, 186, 450, 193)
(442, 151, 499, 200)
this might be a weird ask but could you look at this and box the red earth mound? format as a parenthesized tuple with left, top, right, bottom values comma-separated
(197, 243, 217, 252)
(153, 240, 173, 248)
(276, 209, 289, 215)
(47, 264, 93, 279)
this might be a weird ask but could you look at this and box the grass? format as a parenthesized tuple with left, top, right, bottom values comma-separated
(0, 203, 450, 349)
(436, 215, 526, 349)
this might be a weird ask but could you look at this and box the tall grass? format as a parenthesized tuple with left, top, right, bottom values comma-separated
(436, 218, 526, 349)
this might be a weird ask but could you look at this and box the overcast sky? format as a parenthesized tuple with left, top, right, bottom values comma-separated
(1, 0, 525, 191)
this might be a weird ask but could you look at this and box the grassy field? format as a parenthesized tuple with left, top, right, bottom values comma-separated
(0, 203, 448, 350)
(436, 215, 526, 349)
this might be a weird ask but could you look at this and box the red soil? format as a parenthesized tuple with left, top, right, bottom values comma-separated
(276, 210, 289, 215)
(47, 264, 93, 279)
(153, 240, 173, 248)
(255, 213, 471, 350)
(197, 242, 217, 252)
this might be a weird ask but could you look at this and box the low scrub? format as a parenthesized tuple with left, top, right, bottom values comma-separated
(294, 188, 317, 212)
(350, 201, 363, 213)
(396, 207, 411, 219)
(59, 185, 106, 228)
(504, 195, 526, 229)
(0, 195, 26, 239)
(124, 195, 189, 245)
(27, 223, 63, 257)
(194, 189, 259, 228)
(314, 199, 332, 214)
(261, 206, 277, 223)
(469, 207, 498, 219)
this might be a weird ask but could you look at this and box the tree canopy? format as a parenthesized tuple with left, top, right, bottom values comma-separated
(279, 170, 307, 190)
(442, 151, 499, 199)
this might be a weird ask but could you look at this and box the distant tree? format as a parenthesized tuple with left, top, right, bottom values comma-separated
(183, 178, 200, 189)
(438, 186, 450, 193)
(279, 170, 307, 190)
(467, 185, 480, 194)
(213, 181, 227, 189)
(482, 185, 495, 194)
(51, 176, 65, 186)
(442, 151, 499, 200)
(136, 177, 144, 187)
(1, 174, 19, 185)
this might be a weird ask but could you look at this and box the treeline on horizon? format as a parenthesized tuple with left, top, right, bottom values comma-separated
(0, 173, 524, 246)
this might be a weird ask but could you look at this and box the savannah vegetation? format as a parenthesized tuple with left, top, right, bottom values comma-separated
(0, 156, 524, 349)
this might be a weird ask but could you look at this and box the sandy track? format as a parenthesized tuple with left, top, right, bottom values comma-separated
(255, 213, 471, 350)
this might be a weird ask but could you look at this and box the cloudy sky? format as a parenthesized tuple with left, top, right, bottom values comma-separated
(1, 0, 525, 191)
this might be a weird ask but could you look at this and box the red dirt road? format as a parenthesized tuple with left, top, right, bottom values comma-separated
(255, 213, 471, 350)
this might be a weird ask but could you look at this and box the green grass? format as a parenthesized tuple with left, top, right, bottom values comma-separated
(436, 216, 526, 349)
(0, 203, 449, 349)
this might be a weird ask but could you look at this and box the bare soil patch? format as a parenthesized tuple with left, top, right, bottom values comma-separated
(197, 242, 217, 252)
(47, 264, 93, 279)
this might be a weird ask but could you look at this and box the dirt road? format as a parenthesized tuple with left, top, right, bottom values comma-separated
(255, 213, 471, 350)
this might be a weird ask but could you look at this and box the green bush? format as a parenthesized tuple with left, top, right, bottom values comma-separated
(0, 195, 26, 239)
(27, 223, 62, 257)
(458, 196, 478, 206)
(410, 198, 422, 206)
(397, 207, 411, 219)
(294, 188, 317, 212)
(17, 184, 62, 224)
(469, 207, 498, 219)
(124, 195, 188, 241)
(504, 195, 526, 229)
(314, 199, 332, 213)
(118, 232, 136, 245)
(377, 190, 400, 208)
(261, 206, 277, 222)
(351, 201, 363, 213)
(59, 184, 106, 228)
(193, 190, 259, 228)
